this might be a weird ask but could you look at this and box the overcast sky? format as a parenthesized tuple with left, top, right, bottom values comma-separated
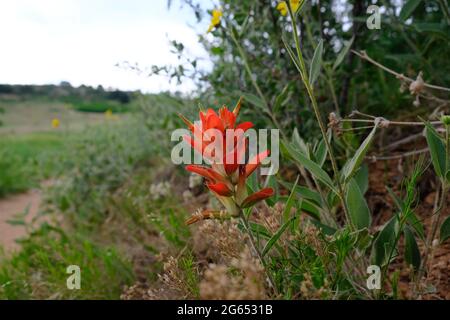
(0, 0, 211, 93)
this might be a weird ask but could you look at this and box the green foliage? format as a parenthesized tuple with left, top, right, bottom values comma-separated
(49, 119, 153, 227)
(345, 178, 371, 230)
(0, 132, 66, 196)
(0, 223, 134, 299)
(425, 123, 446, 179)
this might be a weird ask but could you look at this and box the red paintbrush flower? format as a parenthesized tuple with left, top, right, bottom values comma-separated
(179, 99, 274, 224)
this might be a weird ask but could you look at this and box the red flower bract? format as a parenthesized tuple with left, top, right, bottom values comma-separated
(179, 99, 274, 225)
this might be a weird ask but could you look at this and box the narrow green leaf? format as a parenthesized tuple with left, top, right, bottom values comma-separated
(354, 164, 369, 195)
(372, 217, 397, 266)
(310, 219, 337, 236)
(281, 140, 337, 192)
(292, 127, 309, 155)
(238, 92, 269, 114)
(273, 84, 291, 113)
(386, 187, 405, 211)
(282, 176, 299, 221)
(314, 136, 328, 168)
(262, 217, 296, 256)
(247, 222, 272, 239)
(425, 123, 446, 178)
(407, 212, 425, 241)
(440, 216, 450, 243)
(299, 199, 320, 219)
(342, 123, 378, 182)
(404, 226, 421, 270)
(399, 0, 422, 22)
(346, 178, 371, 230)
(309, 39, 323, 85)
(333, 36, 354, 70)
(279, 180, 322, 205)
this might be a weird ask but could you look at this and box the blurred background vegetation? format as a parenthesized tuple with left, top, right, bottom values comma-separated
(0, 0, 448, 299)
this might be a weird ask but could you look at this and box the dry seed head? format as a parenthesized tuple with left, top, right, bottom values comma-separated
(199, 248, 267, 300)
(194, 219, 246, 263)
(409, 72, 425, 95)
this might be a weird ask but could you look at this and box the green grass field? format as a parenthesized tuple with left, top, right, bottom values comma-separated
(0, 99, 124, 196)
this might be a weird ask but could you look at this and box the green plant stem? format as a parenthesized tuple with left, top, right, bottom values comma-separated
(381, 214, 407, 287)
(417, 124, 449, 292)
(287, 5, 349, 222)
(239, 211, 278, 295)
(324, 66, 340, 114)
(229, 25, 319, 192)
(416, 181, 447, 293)
(438, 0, 450, 23)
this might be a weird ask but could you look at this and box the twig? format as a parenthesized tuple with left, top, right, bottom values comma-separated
(352, 50, 450, 93)
(381, 132, 424, 151)
(342, 118, 442, 127)
(366, 148, 428, 161)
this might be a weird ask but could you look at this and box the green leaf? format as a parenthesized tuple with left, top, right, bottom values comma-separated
(414, 23, 449, 37)
(440, 216, 450, 243)
(281, 140, 336, 192)
(278, 181, 322, 205)
(342, 124, 378, 182)
(346, 178, 371, 230)
(299, 199, 320, 219)
(239, 92, 269, 114)
(425, 123, 446, 178)
(314, 133, 329, 168)
(333, 36, 354, 70)
(386, 188, 425, 240)
(245, 222, 272, 239)
(309, 39, 323, 85)
(404, 226, 421, 270)
(386, 187, 404, 212)
(354, 164, 369, 195)
(211, 46, 224, 56)
(273, 84, 291, 113)
(310, 219, 337, 236)
(399, 0, 422, 22)
(372, 217, 398, 267)
(282, 176, 299, 221)
(262, 216, 296, 257)
(292, 128, 309, 155)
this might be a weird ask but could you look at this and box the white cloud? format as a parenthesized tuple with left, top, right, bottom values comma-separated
(0, 0, 211, 92)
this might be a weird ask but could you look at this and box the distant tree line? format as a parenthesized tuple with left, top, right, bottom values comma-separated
(0, 83, 135, 105)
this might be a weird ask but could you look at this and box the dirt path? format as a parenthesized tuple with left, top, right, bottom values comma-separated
(0, 188, 42, 252)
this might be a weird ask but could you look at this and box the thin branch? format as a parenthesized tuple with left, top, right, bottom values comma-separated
(352, 50, 450, 93)
(366, 147, 428, 161)
(342, 118, 442, 127)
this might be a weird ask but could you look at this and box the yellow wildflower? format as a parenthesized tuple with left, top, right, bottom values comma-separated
(105, 109, 113, 118)
(276, 2, 288, 15)
(51, 118, 60, 128)
(207, 9, 222, 33)
(276, 0, 303, 16)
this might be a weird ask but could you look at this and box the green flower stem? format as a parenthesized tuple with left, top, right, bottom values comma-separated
(287, 4, 349, 221)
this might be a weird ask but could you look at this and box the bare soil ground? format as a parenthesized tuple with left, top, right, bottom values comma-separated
(0, 188, 42, 252)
